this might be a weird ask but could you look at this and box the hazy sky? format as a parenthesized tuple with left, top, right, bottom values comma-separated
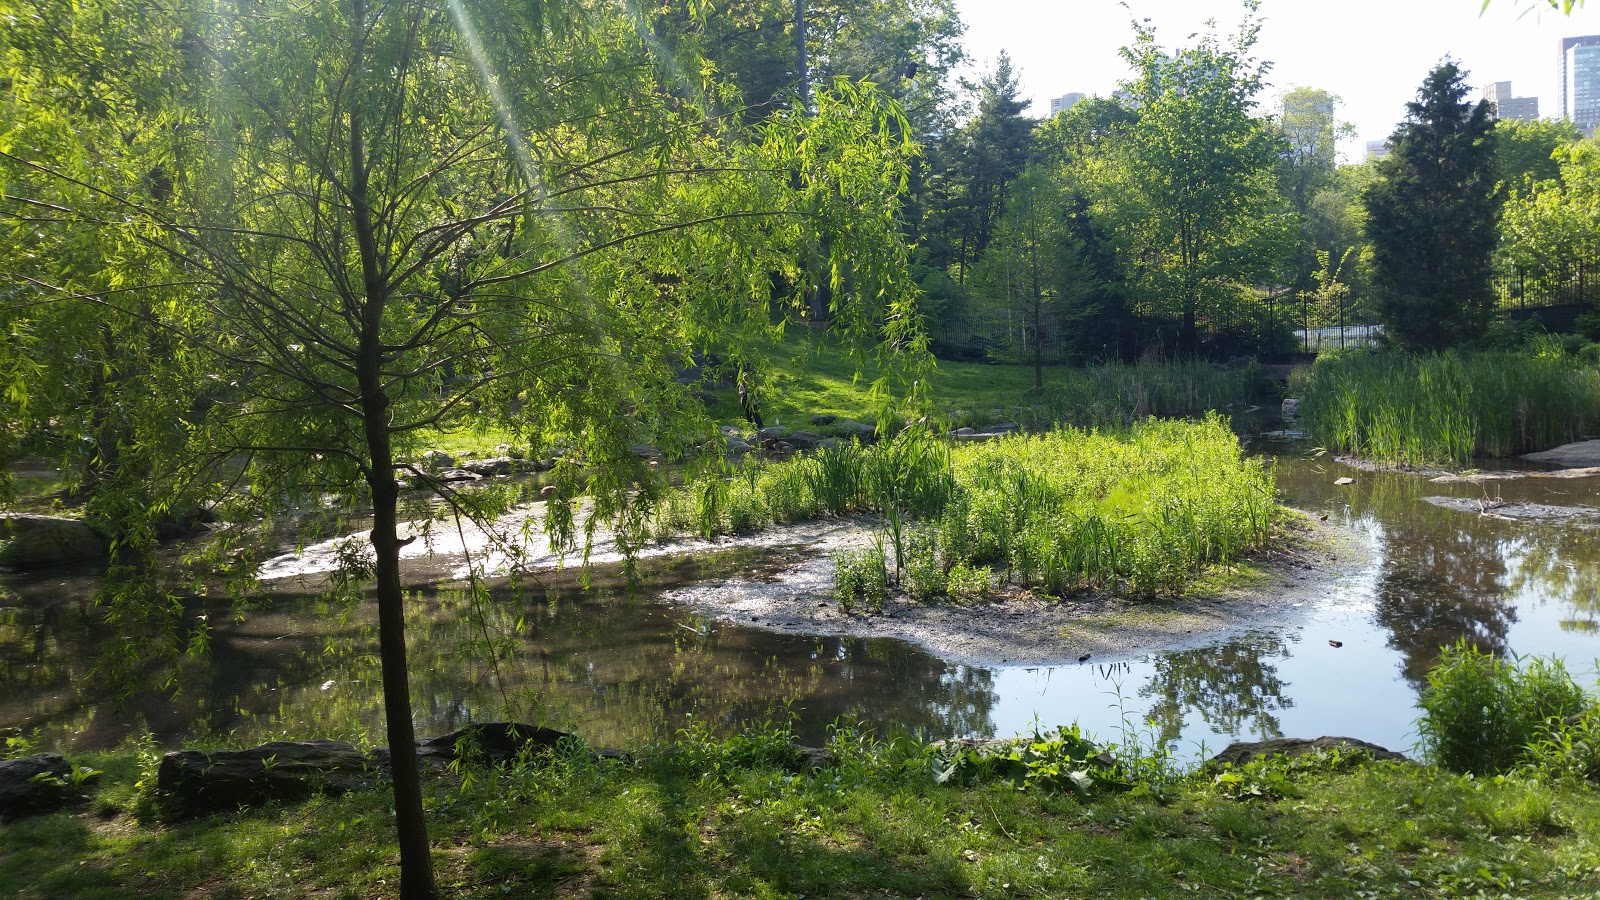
(952, 0, 1600, 161)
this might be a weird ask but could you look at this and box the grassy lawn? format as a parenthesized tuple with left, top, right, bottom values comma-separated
(7, 732, 1600, 899)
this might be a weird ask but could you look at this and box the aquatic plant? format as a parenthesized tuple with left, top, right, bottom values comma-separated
(1416, 640, 1588, 776)
(1298, 344, 1600, 467)
(664, 415, 1277, 599)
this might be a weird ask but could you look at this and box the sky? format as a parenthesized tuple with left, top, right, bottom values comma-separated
(952, 0, 1600, 162)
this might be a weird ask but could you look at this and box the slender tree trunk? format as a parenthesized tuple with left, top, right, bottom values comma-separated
(348, 3, 435, 895)
(795, 0, 809, 113)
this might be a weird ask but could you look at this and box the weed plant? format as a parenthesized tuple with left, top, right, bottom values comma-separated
(1299, 344, 1600, 467)
(1416, 640, 1588, 776)
(663, 415, 1277, 599)
(833, 543, 890, 612)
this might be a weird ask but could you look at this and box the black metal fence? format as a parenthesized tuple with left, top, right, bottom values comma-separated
(1493, 260, 1600, 310)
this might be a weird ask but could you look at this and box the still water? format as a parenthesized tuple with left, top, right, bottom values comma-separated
(6, 449, 1600, 758)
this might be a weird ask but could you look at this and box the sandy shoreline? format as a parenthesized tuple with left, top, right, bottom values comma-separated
(657, 514, 1371, 667)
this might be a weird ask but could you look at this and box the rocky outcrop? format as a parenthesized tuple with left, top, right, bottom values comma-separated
(0, 753, 82, 816)
(0, 514, 107, 569)
(1209, 736, 1408, 767)
(829, 419, 877, 441)
(156, 739, 379, 813)
(1524, 439, 1600, 468)
(155, 723, 620, 815)
(419, 449, 455, 469)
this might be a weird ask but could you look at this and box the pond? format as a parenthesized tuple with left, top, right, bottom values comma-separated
(6, 446, 1600, 759)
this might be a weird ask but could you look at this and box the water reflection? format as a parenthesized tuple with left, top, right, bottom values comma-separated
(1140, 633, 1295, 743)
(9, 450, 1600, 756)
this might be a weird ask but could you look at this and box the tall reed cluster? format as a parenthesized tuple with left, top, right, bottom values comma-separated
(1031, 360, 1253, 429)
(660, 415, 1277, 598)
(1299, 345, 1600, 467)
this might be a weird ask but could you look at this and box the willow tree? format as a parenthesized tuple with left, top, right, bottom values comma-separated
(0, 1, 922, 897)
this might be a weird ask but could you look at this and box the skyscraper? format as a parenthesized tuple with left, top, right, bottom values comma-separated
(1559, 35, 1600, 136)
(1483, 81, 1540, 124)
(1049, 93, 1085, 116)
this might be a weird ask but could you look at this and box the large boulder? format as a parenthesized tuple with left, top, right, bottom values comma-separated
(785, 431, 824, 451)
(414, 722, 572, 765)
(755, 426, 791, 444)
(0, 514, 107, 569)
(829, 419, 877, 441)
(156, 739, 378, 814)
(1210, 736, 1408, 767)
(0, 753, 79, 816)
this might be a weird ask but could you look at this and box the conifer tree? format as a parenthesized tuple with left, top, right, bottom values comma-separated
(1364, 61, 1501, 350)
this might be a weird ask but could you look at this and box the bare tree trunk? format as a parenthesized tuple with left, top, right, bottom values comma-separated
(349, 3, 435, 894)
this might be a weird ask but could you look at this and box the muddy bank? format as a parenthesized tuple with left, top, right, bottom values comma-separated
(1422, 495, 1600, 524)
(658, 515, 1369, 668)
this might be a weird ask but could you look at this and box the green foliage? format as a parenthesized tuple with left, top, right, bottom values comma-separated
(1298, 345, 1600, 465)
(1028, 359, 1253, 429)
(671, 415, 1277, 599)
(833, 543, 890, 613)
(1498, 139, 1600, 280)
(1493, 118, 1584, 190)
(1417, 640, 1588, 776)
(1365, 61, 1502, 350)
(935, 726, 1140, 799)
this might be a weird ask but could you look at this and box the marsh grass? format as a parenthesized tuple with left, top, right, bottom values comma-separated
(1030, 359, 1255, 429)
(1299, 345, 1600, 467)
(663, 415, 1277, 599)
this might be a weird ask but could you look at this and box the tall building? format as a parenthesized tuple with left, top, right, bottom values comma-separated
(1483, 81, 1540, 123)
(1365, 141, 1391, 162)
(1559, 35, 1600, 136)
(1049, 92, 1085, 116)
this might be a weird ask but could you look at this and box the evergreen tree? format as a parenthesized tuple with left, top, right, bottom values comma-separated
(1365, 61, 1502, 351)
(936, 52, 1035, 284)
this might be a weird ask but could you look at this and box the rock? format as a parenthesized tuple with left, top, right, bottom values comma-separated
(952, 427, 976, 436)
(1524, 440, 1600, 468)
(719, 425, 745, 438)
(830, 419, 877, 440)
(629, 444, 661, 459)
(460, 457, 515, 477)
(982, 422, 1021, 434)
(818, 437, 842, 451)
(1210, 736, 1408, 767)
(785, 431, 824, 451)
(420, 449, 455, 469)
(756, 426, 791, 443)
(809, 414, 837, 426)
(0, 753, 78, 816)
(156, 740, 379, 813)
(1282, 398, 1301, 418)
(1334, 477, 1355, 486)
(0, 514, 108, 569)
(953, 431, 1003, 443)
(723, 438, 753, 455)
(414, 722, 570, 765)
(495, 444, 515, 456)
(1422, 496, 1600, 523)
(539, 485, 558, 500)
(433, 468, 481, 483)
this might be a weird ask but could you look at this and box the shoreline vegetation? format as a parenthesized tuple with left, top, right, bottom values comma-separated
(658, 415, 1279, 603)
(1298, 344, 1600, 468)
(7, 711, 1600, 899)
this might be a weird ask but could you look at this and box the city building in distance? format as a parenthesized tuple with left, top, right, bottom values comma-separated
(1365, 141, 1391, 162)
(1559, 35, 1600, 136)
(1049, 92, 1085, 115)
(1482, 81, 1540, 123)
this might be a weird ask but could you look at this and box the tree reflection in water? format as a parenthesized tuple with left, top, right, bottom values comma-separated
(0, 551, 999, 751)
(1138, 632, 1295, 745)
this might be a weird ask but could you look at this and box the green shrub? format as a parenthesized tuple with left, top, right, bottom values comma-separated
(1299, 344, 1600, 466)
(903, 530, 945, 601)
(1030, 359, 1253, 429)
(944, 562, 991, 601)
(833, 544, 889, 612)
(1417, 641, 1588, 776)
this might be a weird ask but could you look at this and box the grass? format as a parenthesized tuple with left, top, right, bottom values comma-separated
(659, 415, 1278, 598)
(1298, 344, 1600, 467)
(8, 722, 1600, 899)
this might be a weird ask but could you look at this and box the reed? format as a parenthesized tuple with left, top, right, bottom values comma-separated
(663, 415, 1277, 599)
(1030, 360, 1254, 429)
(1299, 344, 1600, 467)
